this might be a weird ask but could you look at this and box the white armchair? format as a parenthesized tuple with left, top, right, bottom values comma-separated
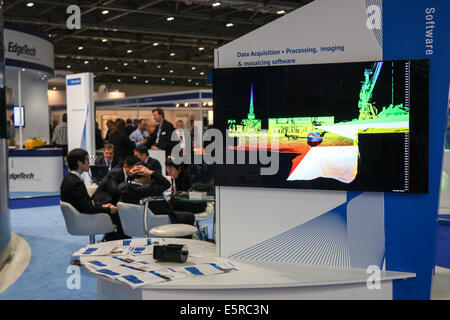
(117, 201, 171, 238)
(60, 201, 116, 244)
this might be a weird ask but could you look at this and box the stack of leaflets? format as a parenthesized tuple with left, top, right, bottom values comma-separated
(73, 238, 165, 257)
(73, 239, 238, 289)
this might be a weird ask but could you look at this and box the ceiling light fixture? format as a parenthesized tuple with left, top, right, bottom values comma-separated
(102, 38, 108, 42)
(198, 47, 205, 51)
(200, 72, 205, 75)
(191, 66, 196, 70)
(123, 62, 128, 66)
(127, 49, 132, 53)
(145, 80, 149, 84)
(153, 42, 159, 46)
(78, 46, 84, 50)
(104, 66, 109, 70)
(277, 10, 286, 14)
(102, 10, 109, 14)
(170, 52, 175, 56)
(169, 70, 174, 73)
(212, 2, 221, 7)
(84, 60, 89, 64)
(26, 2, 34, 7)
(167, 16, 174, 21)
(226, 23, 234, 27)
(67, 65, 71, 69)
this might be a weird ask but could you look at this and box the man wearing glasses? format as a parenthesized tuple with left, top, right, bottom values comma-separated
(60, 148, 129, 241)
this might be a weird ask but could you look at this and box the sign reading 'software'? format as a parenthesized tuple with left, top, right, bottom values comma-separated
(4, 27, 54, 74)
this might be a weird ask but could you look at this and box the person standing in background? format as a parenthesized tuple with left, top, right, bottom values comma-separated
(52, 113, 68, 157)
(108, 118, 135, 162)
(104, 119, 114, 142)
(95, 121, 104, 150)
(124, 118, 135, 136)
(174, 120, 187, 154)
(144, 108, 176, 154)
(129, 119, 149, 146)
(49, 119, 58, 142)
(7, 115, 16, 146)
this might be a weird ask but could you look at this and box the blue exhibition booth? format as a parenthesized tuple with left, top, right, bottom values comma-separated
(0, 0, 449, 301)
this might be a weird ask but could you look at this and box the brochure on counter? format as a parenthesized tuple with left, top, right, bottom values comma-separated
(72, 238, 165, 257)
(72, 238, 238, 289)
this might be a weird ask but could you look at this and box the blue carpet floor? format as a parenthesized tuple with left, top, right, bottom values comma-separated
(0, 204, 215, 300)
(0, 205, 98, 300)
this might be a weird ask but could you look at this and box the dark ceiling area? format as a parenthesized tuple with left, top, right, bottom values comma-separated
(4, 0, 313, 90)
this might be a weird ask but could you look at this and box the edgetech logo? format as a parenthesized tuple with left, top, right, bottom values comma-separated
(8, 42, 37, 57)
(9, 172, 35, 180)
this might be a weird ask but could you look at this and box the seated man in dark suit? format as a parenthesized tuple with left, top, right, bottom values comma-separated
(118, 164, 195, 225)
(92, 155, 141, 206)
(95, 143, 123, 171)
(60, 148, 129, 241)
(133, 145, 162, 174)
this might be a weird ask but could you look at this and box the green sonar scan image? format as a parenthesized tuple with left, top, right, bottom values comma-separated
(226, 62, 410, 184)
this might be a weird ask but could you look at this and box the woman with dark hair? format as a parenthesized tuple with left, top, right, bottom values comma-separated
(108, 118, 135, 161)
(166, 157, 207, 214)
(165, 157, 190, 193)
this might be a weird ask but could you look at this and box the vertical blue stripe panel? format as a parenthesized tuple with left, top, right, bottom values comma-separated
(383, 0, 450, 299)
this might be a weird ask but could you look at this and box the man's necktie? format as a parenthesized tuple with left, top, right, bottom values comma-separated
(156, 126, 162, 143)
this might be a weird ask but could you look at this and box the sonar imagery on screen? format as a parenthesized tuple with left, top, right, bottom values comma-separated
(215, 59, 428, 193)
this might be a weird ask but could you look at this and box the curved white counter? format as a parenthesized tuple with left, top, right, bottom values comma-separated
(80, 238, 415, 300)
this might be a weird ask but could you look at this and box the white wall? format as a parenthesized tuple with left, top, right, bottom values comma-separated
(6, 69, 50, 144)
(48, 90, 126, 106)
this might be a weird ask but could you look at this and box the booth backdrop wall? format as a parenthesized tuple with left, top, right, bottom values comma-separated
(215, 0, 450, 300)
(6, 69, 50, 143)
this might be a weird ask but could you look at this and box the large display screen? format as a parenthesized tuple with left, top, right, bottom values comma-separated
(213, 59, 429, 193)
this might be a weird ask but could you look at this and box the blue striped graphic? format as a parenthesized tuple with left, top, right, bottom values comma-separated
(229, 193, 386, 268)
(80, 105, 89, 149)
(230, 206, 351, 267)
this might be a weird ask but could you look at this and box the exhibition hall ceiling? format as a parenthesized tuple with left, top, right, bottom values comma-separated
(4, 0, 312, 89)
